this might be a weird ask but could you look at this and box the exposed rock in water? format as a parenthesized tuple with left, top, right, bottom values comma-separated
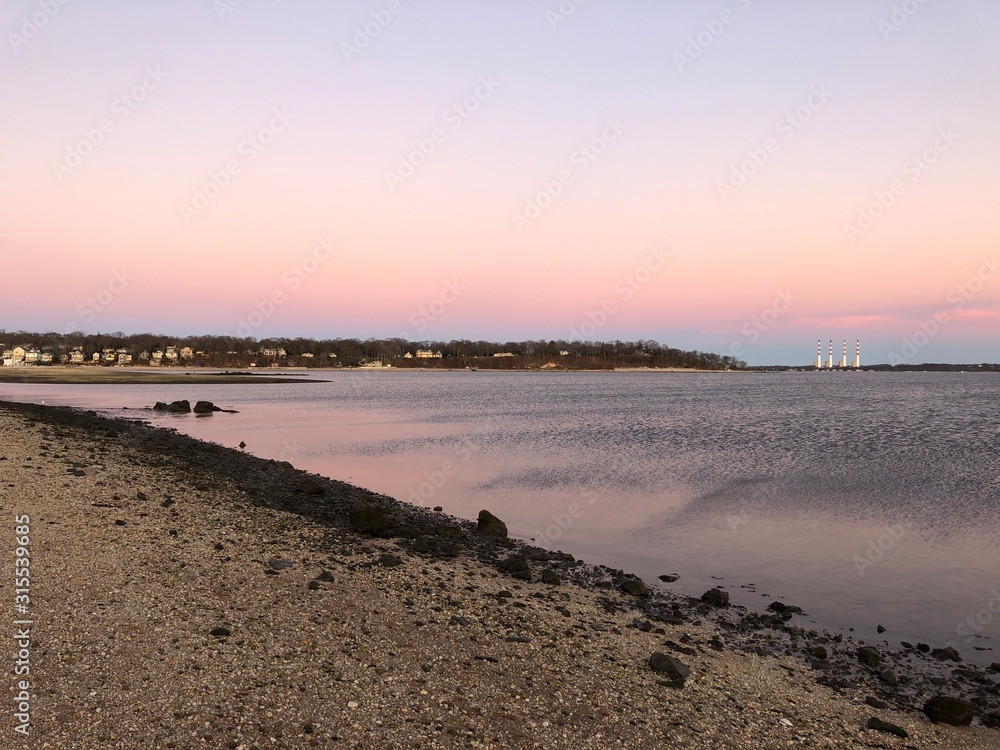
(866, 716, 908, 739)
(700, 588, 729, 607)
(923, 696, 975, 726)
(193, 400, 219, 414)
(658, 574, 679, 583)
(476, 509, 508, 536)
(876, 624, 886, 633)
(153, 402, 168, 411)
(649, 652, 690, 687)
(166, 400, 191, 413)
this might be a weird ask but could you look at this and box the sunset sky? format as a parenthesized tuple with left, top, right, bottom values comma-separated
(2, 0, 998, 364)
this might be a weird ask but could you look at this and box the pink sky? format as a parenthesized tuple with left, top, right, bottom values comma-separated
(2, 1, 998, 364)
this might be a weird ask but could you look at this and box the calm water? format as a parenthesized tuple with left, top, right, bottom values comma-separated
(6, 371, 999, 664)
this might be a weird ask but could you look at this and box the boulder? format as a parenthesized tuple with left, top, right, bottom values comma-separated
(349, 505, 393, 536)
(658, 574, 679, 582)
(193, 400, 219, 414)
(166, 400, 191, 413)
(857, 646, 881, 668)
(541, 569, 561, 585)
(477, 510, 508, 536)
(931, 646, 962, 662)
(923, 696, 975, 726)
(700, 588, 729, 607)
(621, 579, 649, 597)
(153, 402, 168, 411)
(649, 652, 691, 687)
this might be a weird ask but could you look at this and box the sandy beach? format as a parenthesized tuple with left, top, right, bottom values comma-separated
(1, 400, 997, 749)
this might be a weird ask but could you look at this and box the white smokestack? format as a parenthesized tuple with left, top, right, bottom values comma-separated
(827, 340, 834, 369)
(853, 340, 861, 368)
(840, 340, 848, 368)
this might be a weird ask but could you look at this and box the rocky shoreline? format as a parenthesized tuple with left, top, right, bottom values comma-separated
(1, 399, 997, 748)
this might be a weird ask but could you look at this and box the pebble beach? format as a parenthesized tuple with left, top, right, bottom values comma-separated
(2, 400, 998, 749)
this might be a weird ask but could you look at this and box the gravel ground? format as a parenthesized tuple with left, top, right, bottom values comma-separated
(1, 401, 997, 749)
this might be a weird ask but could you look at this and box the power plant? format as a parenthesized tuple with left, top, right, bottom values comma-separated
(813, 339, 860, 369)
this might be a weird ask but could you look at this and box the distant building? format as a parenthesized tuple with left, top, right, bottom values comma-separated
(415, 349, 442, 358)
(70, 351, 85, 364)
(180, 346, 194, 360)
(493, 352, 515, 357)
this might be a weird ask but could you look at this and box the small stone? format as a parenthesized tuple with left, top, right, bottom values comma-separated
(658, 574, 679, 583)
(879, 670, 898, 687)
(876, 624, 886, 633)
(433, 506, 443, 512)
(378, 553, 403, 568)
(866, 716, 908, 738)
(347, 701, 359, 710)
(541, 569, 560, 585)
(114, 519, 127, 526)
(864, 697, 889, 709)
(807, 646, 827, 660)
(209, 627, 231, 638)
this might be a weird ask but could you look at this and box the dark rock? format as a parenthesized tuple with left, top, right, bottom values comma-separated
(664, 640, 696, 656)
(857, 646, 881, 667)
(622, 579, 649, 598)
(313, 570, 335, 583)
(238, 441, 246, 449)
(807, 646, 828, 660)
(498, 555, 529, 574)
(136, 491, 148, 501)
(413, 537, 437, 553)
(923, 696, 975, 726)
(990, 663, 1000, 673)
(876, 624, 886, 633)
(658, 574, 679, 583)
(153, 402, 168, 411)
(449, 615, 471, 627)
(649, 652, 691, 687)
(866, 716, 908, 739)
(879, 669, 898, 687)
(522, 546, 551, 561)
(931, 646, 962, 662)
(865, 696, 889, 710)
(810, 660, 834, 671)
(166, 400, 191, 413)
(541, 569, 561, 585)
(209, 627, 231, 637)
(114, 519, 127, 526)
(378, 553, 402, 567)
(193, 401, 219, 414)
(900, 641, 913, 649)
(438, 544, 459, 558)
(433, 506, 443, 512)
(267, 558, 293, 571)
(983, 711, 1000, 729)
(476, 509, 508, 536)
(916, 642, 930, 653)
(350, 505, 393, 536)
(701, 588, 729, 607)
(297, 480, 325, 496)
(307, 580, 320, 590)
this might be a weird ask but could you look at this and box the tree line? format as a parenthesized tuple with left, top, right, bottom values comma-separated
(0, 330, 746, 370)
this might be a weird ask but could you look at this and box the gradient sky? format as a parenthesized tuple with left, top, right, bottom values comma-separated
(2, 0, 998, 364)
